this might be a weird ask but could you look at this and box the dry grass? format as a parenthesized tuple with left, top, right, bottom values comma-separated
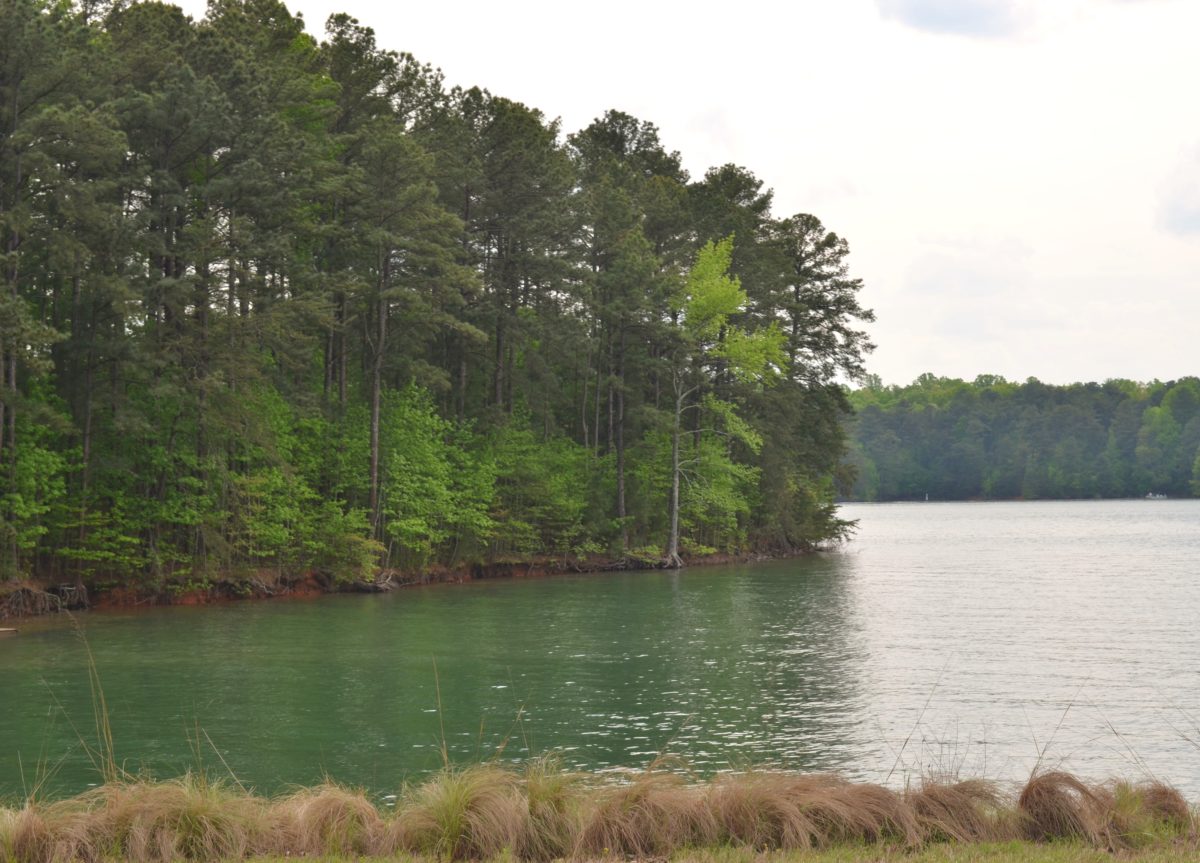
(1, 766, 1193, 862)
(388, 765, 527, 860)
(706, 772, 820, 850)
(576, 770, 714, 858)
(1104, 780, 1194, 848)
(0, 805, 14, 853)
(86, 776, 263, 863)
(1135, 781, 1192, 828)
(263, 783, 382, 856)
(808, 778, 921, 846)
(908, 778, 1017, 843)
(517, 756, 584, 861)
(1017, 771, 1115, 846)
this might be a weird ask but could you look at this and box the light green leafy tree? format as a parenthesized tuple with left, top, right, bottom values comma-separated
(664, 237, 783, 566)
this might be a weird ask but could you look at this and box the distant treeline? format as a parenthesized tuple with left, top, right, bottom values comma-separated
(845, 375, 1200, 501)
(0, 1, 872, 587)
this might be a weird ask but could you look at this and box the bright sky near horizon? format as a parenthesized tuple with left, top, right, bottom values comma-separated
(178, 0, 1200, 386)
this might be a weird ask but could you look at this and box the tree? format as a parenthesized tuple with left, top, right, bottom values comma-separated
(764, 213, 875, 384)
(345, 121, 469, 538)
(663, 237, 782, 566)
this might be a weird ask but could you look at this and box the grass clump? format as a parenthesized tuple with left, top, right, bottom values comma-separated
(264, 782, 382, 856)
(0, 805, 14, 853)
(577, 770, 714, 858)
(706, 772, 820, 849)
(1018, 771, 1115, 847)
(87, 775, 262, 863)
(794, 775, 920, 847)
(391, 765, 527, 860)
(1105, 780, 1193, 848)
(6, 799, 99, 863)
(517, 756, 584, 861)
(2, 765, 1194, 862)
(908, 778, 1016, 843)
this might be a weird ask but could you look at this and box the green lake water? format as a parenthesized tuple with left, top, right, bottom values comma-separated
(3, 500, 1200, 798)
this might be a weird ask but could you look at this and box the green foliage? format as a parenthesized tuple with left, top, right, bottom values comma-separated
(679, 435, 759, 553)
(0, 1, 872, 587)
(488, 421, 594, 558)
(1, 435, 67, 569)
(848, 376, 1200, 500)
(381, 387, 494, 568)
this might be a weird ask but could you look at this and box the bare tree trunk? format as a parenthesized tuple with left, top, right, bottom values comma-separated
(593, 358, 602, 456)
(368, 268, 388, 538)
(336, 292, 347, 407)
(324, 326, 333, 398)
(580, 337, 592, 450)
(615, 325, 627, 551)
(493, 314, 504, 409)
(666, 374, 684, 568)
(458, 352, 467, 422)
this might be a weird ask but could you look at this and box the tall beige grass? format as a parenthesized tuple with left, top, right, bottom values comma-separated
(1, 766, 1193, 862)
(576, 770, 713, 858)
(706, 772, 820, 850)
(87, 776, 263, 863)
(263, 783, 382, 856)
(0, 804, 14, 850)
(517, 756, 584, 861)
(388, 765, 527, 860)
(908, 778, 1017, 843)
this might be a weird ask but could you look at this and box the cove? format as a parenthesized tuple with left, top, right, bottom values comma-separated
(3, 500, 1199, 799)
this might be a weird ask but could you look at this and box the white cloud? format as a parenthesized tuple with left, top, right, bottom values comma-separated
(874, 0, 1028, 37)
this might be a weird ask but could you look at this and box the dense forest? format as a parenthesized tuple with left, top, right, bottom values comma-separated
(846, 375, 1200, 501)
(0, 0, 874, 591)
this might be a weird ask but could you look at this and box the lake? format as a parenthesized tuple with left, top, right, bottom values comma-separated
(3, 499, 1199, 799)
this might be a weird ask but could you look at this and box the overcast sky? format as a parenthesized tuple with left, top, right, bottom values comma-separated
(179, 0, 1200, 386)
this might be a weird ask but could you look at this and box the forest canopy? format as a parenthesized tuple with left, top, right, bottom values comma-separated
(0, 0, 874, 587)
(846, 375, 1200, 501)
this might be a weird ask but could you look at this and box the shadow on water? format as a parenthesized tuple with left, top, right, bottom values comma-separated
(0, 556, 868, 798)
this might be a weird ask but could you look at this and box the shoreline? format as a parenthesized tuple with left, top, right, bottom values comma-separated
(1, 765, 1192, 862)
(0, 547, 815, 624)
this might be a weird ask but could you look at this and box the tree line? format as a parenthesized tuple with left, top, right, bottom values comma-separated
(846, 374, 1200, 501)
(0, 0, 873, 588)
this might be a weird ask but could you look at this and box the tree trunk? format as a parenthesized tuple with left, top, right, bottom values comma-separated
(615, 325, 627, 551)
(458, 352, 467, 422)
(336, 291, 347, 407)
(493, 312, 504, 409)
(368, 261, 389, 538)
(666, 374, 684, 568)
